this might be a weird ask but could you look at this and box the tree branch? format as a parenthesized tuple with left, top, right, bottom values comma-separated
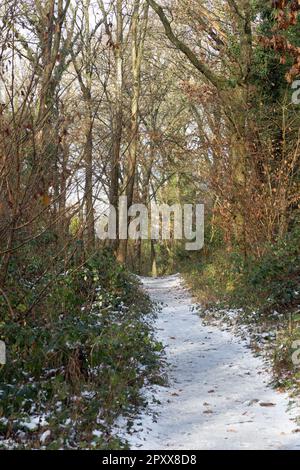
(147, 0, 228, 90)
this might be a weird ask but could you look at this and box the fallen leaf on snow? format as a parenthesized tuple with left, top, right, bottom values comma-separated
(259, 402, 276, 407)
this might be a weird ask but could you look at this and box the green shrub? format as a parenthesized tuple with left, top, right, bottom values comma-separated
(0, 249, 162, 449)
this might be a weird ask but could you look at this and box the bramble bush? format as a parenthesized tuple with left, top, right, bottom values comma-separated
(0, 247, 162, 449)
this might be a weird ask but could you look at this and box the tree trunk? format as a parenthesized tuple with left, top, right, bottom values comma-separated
(84, 95, 95, 252)
(110, 0, 124, 256)
(117, 0, 149, 263)
(151, 240, 157, 278)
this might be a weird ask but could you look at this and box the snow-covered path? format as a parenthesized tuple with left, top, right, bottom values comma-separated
(121, 274, 300, 450)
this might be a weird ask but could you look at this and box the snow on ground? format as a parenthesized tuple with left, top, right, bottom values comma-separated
(116, 274, 300, 450)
